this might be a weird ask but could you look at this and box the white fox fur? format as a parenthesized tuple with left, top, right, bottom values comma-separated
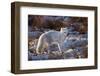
(36, 28, 68, 54)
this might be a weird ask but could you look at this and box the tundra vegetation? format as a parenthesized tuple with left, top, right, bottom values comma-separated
(28, 15, 88, 60)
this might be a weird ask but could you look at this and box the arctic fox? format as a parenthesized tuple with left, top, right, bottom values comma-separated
(36, 28, 68, 54)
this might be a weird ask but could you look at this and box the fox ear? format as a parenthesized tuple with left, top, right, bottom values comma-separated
(61, 28, 64, 30)
(61, 28, 63, 32)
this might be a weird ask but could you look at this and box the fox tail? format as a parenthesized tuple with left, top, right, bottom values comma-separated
(36, 34, 45, 54)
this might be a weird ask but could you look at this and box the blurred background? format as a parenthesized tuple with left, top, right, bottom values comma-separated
(28, 15, 88, 60)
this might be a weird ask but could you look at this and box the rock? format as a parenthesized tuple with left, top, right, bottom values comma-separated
(49, 52, 63, 59)
(74, 46, 88, 58)
(28, 51, 34, 60)
(28, 51, 49, 60)
(31, 54, 49, 60)
(28, 31, 43, 39)
(63, 49, 78, 59)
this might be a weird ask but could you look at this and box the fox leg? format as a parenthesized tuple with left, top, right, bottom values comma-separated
(57, 43, 62, 53)
(51, 42, 62, 53)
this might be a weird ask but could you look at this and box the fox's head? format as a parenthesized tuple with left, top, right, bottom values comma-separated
(60, 27, 68, 35)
